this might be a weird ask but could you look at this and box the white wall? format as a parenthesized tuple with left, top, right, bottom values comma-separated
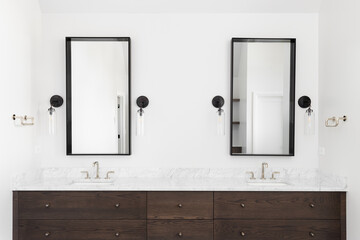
(319, 0, 360, 239)
(34, 13, 319, 169)
(0, 0, 42, 239)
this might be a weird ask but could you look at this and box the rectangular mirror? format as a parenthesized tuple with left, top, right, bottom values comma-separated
(231, 38, 295, 156)
(66, 37, 131, 155)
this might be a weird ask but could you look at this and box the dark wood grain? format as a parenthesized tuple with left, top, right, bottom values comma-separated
(340, 192, 346, 240)
(147, 192, 213, 219)
(147, 220, 213, 240)
(18, 191, 146, 220)
(214, 220, 340, 240)
(214, 192, 341, 220)
(13, 192, 18, 240)
(13, 191, 346, 240)
(19, 220, 146, 240)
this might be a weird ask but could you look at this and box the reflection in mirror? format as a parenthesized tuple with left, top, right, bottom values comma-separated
(66, 37, 131, 155)
(231, 38, 295, 156)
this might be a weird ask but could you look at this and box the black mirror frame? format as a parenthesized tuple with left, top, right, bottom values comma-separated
(66, 37, 131, 156)
(230, 38, 296, 156)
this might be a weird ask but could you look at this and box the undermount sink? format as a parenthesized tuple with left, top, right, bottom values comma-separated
(71, 179, 115, 186)
(247, 180, 289, 186)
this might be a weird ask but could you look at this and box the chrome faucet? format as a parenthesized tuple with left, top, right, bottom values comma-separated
(93, 161, 100, 179)
(261, 162, 268, 180)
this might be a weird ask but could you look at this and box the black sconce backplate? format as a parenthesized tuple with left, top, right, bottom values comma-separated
(136, 96, 149, 108)
(298, 96, 311, 108)
(212, 96, 225, 109)
(50, 95, 64, 108)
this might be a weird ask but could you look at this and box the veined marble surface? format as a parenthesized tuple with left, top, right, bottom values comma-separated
(13, 168, 347, 191)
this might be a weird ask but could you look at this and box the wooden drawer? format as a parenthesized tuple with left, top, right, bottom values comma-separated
(147, 220, 213, 240)
(214, 220, 341, 240)
(147, 192, 213, 219)
(18, 191, 146, 219)
(214, 192, 341, 219)
(19, 220, 146, 240)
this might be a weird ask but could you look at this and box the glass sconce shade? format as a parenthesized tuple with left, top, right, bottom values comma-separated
(217, 109, 225, 136)
(136, 96, 149, 136)
(136, 108, 145, 136)
(304, 107, 315, 135)
(48, 106, 56, 135)
(48, 95, 63, 135)
(298, 96, 315, 135)
(212, 96, 225, 136)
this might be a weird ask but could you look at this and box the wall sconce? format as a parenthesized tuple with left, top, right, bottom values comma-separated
(298, 96, 315, 135)
(48, 95, 63, 135)
(212, 96, 225, 136)
(136, 96, 149, 136)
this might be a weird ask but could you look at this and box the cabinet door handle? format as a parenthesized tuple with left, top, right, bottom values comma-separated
(240, 231, 246, 236)
(45, 203, 50, 208)
(177, 232, 183, 237)
(309, 203, 315, 208)
(115, 232, 120, 237)
(309, 232, 315, 237)
(115, 203, 120, 208)
(240, 203, 245, 208)
(178, 203, 183, 208)
(44, 232, 51, 237)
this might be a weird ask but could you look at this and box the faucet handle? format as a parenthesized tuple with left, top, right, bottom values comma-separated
(105, 171, 115, 179)
(246, 171, 256, 180)
(270, 171, 280, 180)
(81, 171, 91, 179)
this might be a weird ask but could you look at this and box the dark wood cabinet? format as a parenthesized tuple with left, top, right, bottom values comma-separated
(214, 220, 340, 240)
(147, 220, 213, 240)
(18, 191, 146, 220)
(18, 220, 146, 240)
(214, 192, 341, 220)
(13, 191, 346, 240)
(147, 192, 213, 220)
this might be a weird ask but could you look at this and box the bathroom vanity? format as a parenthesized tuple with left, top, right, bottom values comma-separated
(13, 191, 346, 240)
(12, 167, 347, 240)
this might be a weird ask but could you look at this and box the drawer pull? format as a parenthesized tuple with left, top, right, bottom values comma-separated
(309, 203, 315, 208)
(45, 203, 50, 208)
(240, 231, 246, 237)
(115, 203, 120, 208)
(178, 203, 183, 208)
(44, 232, 51, 237)
(240, 203, 245, 208)
(309, 232, 315, 237)
(177, 232, 183, 237)
(115, 232, 120, 237)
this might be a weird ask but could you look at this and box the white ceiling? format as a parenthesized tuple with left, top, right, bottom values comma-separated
(39, 0, 323, 13)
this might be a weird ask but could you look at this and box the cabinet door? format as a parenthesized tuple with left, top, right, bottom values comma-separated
(214, 220, 340, 240)
(19, 220, 146, 240)
(214, 192, 341, 219)
(18, 191, 146, 219)
(147, 220, 213, 240)
(147, 192, 213, 219)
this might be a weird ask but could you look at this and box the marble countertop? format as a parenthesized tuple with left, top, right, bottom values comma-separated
(13, 168, 347, 192)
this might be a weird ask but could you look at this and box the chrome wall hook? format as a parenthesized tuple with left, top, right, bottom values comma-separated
(325, 116, 347, 127)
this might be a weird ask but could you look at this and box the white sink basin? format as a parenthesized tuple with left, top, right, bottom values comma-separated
(247, 180, 289, 186)
(71, 179, 115, 186)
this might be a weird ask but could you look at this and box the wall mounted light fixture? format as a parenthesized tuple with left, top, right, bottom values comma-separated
(212, 96, 225, 136)
(136, 96, 149, 136)
(298, 96, 315, 135)
(48, 95, 63, 135)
